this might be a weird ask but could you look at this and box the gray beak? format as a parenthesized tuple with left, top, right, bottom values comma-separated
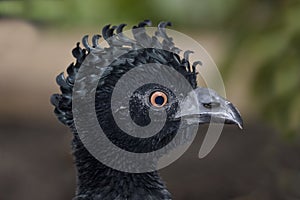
(175, 87, 243, 129)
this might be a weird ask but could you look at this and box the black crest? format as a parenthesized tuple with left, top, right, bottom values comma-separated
(51, 20, 201, 126)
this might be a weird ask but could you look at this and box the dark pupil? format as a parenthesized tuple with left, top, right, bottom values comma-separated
(155, 96, 164, 105)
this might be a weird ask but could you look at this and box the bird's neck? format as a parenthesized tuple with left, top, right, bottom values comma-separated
(72, 134, 172, 200)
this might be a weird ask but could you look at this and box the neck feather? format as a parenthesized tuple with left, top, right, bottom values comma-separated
(71, 133, 172, 200)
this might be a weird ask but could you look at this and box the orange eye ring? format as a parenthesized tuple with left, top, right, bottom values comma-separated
(150, 91, 168, 107)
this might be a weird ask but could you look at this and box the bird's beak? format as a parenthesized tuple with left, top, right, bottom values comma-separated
(175, 87, 243, 129)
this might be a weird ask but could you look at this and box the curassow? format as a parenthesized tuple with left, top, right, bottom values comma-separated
(51, 20, 243, 200)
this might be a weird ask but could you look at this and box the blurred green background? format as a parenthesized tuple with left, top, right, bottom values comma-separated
(0, 0, 299, 200)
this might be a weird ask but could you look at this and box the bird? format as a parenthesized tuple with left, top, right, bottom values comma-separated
(51, 20, 243, 200)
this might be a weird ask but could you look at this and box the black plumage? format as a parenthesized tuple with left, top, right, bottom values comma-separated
(51, 20, 243, 200)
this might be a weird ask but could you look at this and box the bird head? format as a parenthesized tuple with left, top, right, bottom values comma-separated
(51, 20, 243, 166)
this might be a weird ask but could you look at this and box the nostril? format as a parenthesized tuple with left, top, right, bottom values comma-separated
(203, 102, 220, 109)
(202, 103, 212, 109)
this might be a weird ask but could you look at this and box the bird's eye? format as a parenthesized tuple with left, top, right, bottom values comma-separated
(202, 102, 220, 109)
(150, 91, 168, 107)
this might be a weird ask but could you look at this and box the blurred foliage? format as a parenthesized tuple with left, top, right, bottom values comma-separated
(0, 0, 299, 136)
(0, 0, 239, 29)
(220, 0, 300, 138)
